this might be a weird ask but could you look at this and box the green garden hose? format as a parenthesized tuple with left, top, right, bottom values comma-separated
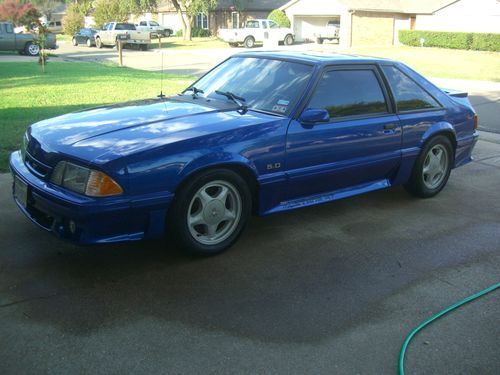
(398, 282, 500, 375)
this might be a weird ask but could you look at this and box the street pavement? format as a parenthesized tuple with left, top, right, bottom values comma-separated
(0, 132, 499, 374)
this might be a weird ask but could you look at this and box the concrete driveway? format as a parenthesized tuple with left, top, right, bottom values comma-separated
(0, 133, 499, 374)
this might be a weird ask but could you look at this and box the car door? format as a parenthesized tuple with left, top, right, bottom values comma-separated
(0, 23, 16, 50)
(285, 65, 402, 200)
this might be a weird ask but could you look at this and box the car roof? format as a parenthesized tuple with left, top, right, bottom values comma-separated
(234, 51, 396, 66)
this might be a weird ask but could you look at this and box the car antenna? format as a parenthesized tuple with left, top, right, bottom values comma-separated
(158, 51, 165, 99)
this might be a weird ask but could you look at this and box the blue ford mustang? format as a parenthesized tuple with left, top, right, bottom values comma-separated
(10, 52, 478, 254)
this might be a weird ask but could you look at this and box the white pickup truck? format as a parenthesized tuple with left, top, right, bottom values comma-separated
(314, 20, 340, 44)
(135, 20, 173, 37)
(219, 19, 294, 48)
(95, 22, 154, 50)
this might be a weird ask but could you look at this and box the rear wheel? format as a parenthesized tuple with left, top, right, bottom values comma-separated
(72, 37, 78, 46)
(404, 135, 453, 198)
(163, 30, 171, 37)
(96, 37, 102, 48)
(284, 34, 294, 45)
(169, 169, 252, 255)
(24, 42, 40, 56)
(244, 36, 255, 48)
(86, 38, 92, 47)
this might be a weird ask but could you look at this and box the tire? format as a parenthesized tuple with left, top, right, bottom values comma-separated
(404, 135, 453, 198)
(316, 37, 323, 44)
(86, 38, 92, 47)
(24, 42, 40, 56)
(96, 37, 102, 49)
(243, 36, 255, 48)
(284, 34, 294, 46)
(72, 37, 78, 46)
(168, 169, 252, 255)
(163, 30, 171, 37)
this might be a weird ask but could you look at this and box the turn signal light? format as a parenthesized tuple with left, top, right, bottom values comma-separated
(473, 114, 478, 130)
(85, 171, 124, 197)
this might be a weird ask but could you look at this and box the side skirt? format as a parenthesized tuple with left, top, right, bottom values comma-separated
(263, 179, 391, 215)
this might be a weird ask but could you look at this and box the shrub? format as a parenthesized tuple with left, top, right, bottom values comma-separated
(191, 27, 210, 37)
(62, 3, 84, 36)
(267, 9, 290, 28)
(175, 29, 183, 37)
(399, 30, 500, 52)
(471, 33, 500, 52)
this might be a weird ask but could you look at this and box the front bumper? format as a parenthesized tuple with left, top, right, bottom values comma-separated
(9, 151, 173, 244)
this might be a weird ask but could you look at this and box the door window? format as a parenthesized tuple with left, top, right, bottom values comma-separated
(308, 69, 388, 118)
(382, 66, 441, 112)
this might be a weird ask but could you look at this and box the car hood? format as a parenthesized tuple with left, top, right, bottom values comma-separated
(27, 98, 280, 166)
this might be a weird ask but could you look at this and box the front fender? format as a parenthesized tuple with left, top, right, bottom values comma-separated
(178, 152, 259, 183)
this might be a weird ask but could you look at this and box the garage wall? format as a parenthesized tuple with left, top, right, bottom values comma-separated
(293, 16, 341, 42)
(351, 11, 395, 46)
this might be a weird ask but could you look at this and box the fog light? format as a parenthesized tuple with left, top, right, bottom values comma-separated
(69, 220, 76, 234)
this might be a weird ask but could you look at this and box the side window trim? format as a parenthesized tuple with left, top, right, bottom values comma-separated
(300, 64, 395, 122)
(380, 64, 443, 113)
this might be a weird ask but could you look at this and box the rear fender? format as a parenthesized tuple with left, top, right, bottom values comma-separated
(421, 122, 457, 148)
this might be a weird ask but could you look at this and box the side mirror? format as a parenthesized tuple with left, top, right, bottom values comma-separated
(299, 108, 330, 125)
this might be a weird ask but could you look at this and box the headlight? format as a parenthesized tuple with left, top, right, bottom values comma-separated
(50, 161, 123, 197)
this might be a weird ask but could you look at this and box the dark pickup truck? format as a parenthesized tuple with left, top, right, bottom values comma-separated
(0, 21, 57, 56)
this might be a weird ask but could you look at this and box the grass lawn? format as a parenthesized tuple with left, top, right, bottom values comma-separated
(150, 36, 229, 50)
(339, 46, 500, 82)
(0, 61, 194, 172)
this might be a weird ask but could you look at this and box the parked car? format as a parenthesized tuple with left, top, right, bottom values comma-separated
(46, 20, 62, 34)
(0, 21, 57, 56)
(135, 20, 173, 37)
(10, 52, 479, 255)
(315, 20, 340, 44)
(95, 22, 153, 50)
(72, 28, 98, 47)
(219, 19, 294, 48)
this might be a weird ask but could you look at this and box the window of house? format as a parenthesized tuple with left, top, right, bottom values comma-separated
(231, 12, 239, 29)
(308, 69, 388, 118)
(196, 12, 208, 29)
(382, 65, 441, 112)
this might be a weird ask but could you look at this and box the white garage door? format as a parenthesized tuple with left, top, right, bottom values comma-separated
(294, 16, 340, 42)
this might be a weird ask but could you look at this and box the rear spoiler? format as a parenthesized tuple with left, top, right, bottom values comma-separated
(441, 88, 468, 98)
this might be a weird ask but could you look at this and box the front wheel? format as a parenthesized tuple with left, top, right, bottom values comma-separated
(72, 37, 78, 46)
(96, 37, 102, 49)
(163, 30, 171, 37)
(169, 169, 252, 255)
(86, 38, 93, 47)
(404, 135, 453, 198)
(284, 34, 294, 45)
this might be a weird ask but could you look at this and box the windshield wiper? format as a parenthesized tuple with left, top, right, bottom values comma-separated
(184, 86, 204, 99)
(215, 90, 248, 114)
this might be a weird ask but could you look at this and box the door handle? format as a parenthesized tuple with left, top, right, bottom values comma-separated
(384, 123, 397, 130)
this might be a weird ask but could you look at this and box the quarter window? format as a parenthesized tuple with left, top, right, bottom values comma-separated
(382, 66, 440, 111)
(308, 69, 388, 118)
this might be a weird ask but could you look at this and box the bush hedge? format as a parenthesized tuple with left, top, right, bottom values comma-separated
(191, 27, 211, 37)
(399, 30, 500, 52)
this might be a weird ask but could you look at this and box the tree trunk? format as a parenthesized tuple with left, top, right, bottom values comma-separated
(171, 0, 187, 39)
(185, 15, 193, 41)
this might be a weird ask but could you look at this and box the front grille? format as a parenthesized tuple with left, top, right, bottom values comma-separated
(25, 151, 52, 179)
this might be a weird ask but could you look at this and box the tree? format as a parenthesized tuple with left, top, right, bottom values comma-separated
(62, 1, 84, 35)
(0, 0, 41, 27)
(171, 0, 217, 41)
(93, 0, 130, 27)
(92, 0, 158, 28)
(267, 9, 290, 28)
(30, 0, 64, 23)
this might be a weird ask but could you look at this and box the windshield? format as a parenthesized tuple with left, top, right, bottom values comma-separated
(185, 57, 314, 116)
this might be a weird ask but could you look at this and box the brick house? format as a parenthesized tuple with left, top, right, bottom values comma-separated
(278, 0, 472, 47)
(157, 0, 289, 35)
